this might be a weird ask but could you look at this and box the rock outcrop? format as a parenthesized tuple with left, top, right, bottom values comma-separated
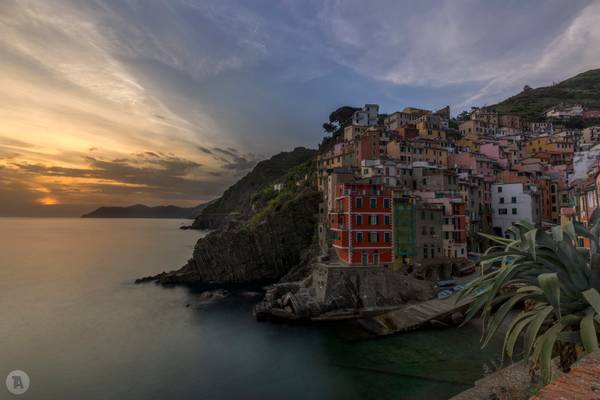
(254, 264, 436, 321)
(138, 187, 320, 286)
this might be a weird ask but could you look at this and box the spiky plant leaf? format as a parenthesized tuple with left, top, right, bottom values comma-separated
(580, 308, 599, 353)
(582, 288, 600, 315)
(538, 273, 561, 319)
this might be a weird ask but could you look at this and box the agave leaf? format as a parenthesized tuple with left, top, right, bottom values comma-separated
(516, 286, 544, 294)
(574, 221, 599, 254)
(551, 225, 563, 242)
(562, 221, 577, 242)
(537, 321, 564, 384)
(592, 254, 600, 291)
(589, 206, 600, 228)
(524, 229, 537, 260)
(523, 305, 553, 357)
(478, 232, 513, 246)
(504, 312, 536, 360)
(556, 241, 590, 290)
(482, 293, 531, 347)
(580, 308, 599, 353)
(557, 331, 582, 344)
(582, 288, 600, 315)
(538, 273, 561, 319)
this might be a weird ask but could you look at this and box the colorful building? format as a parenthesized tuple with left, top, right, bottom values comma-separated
(330, 183, 393, 266)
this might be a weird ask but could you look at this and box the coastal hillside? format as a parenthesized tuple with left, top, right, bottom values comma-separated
(140, 153, 320, 285)
(192, 146, 317, 229)
(486, 68, 600, 119)
(82, 203, 209, 219)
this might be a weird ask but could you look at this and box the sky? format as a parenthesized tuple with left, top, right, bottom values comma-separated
(1, 0, 600, 216)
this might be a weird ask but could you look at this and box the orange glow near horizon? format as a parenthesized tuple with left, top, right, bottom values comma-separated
(37, 197, 59, 206)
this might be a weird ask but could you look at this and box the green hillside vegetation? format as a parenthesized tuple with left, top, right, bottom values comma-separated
(487, 68, 600, 120)
(248, 158, 317, 227)
(192, 147, 317, 229)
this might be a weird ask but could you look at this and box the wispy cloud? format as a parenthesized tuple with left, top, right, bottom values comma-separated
(1, 0, 598, 215)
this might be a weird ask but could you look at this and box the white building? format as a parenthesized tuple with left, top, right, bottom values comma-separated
(545, 104, 584, 119)
(360, 159, 398, 187)
(352, 104, 379, 126)
(491, 183, 541, 237)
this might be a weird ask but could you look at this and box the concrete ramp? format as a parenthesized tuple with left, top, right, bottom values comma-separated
(355, 295, 473, 336)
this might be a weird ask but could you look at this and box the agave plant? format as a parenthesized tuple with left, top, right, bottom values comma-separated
(460, 210, 600, 383)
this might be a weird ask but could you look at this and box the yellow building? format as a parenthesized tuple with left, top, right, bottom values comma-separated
(457, 133, 480, 152)
(525, 135, 573, 157)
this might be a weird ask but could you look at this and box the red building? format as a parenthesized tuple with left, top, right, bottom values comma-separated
(330, 183, 393, 266)
(583, 109, 600, 119)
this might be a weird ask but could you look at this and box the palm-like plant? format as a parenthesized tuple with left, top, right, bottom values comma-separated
(460, 210, 600, 383)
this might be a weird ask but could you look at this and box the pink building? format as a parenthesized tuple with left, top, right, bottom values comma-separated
(479, 143, 508, 168)
(448, 153, 477, 171)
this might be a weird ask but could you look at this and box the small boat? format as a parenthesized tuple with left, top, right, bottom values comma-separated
(437, 289, 453, 300)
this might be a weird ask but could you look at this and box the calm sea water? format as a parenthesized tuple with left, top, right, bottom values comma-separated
(0, 218, 502, 399)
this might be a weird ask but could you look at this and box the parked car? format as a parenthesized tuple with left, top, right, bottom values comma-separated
(435, 279, 457, 289)
(437, 289, 453, 300)
(467, 252, 481, 263)
(457, 264, 476, 276)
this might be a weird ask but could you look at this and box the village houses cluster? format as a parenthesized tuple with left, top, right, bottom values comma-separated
(315, 102, 600, 271)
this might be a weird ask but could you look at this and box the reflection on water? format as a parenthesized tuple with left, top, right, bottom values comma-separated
(0, 218, 501, 399)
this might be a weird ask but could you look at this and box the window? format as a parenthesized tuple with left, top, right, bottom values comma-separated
(498, 186, 503, 193)
(431, 247, 435, 258)
(384, 215, 390, 225)
(356, 232, 363, 242)
(430, 227, 435, 236)
(423, 246, 428, 259)
(422, 226, 427, 235)
(370, 198, 377, 208)
(356, 215, 362, 225)
(512, 208, 517, 215)
(370, 232, 378, 243)
(511, 197, 517, 203)
(430, 212, 434, 220)
(384, 232, 391, 242)
(383, 198, 390, 208)
(499, 208, 508, 215)
(499, 197, 505, 204)
(356, 197, 363, 208)
(370, 215, 378, 225)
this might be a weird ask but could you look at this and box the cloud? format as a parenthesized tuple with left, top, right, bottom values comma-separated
(1, 0, 599, 215)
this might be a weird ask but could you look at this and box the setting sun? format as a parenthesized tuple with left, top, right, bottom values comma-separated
(37, 196, 59, 206)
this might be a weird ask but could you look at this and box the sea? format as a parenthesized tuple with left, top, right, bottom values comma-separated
(0, 218, 502, 399)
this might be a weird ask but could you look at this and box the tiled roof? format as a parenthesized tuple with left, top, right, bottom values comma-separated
(530, 351, 600, 400)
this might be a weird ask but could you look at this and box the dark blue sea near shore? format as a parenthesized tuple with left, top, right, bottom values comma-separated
(0, 218, 501, 399)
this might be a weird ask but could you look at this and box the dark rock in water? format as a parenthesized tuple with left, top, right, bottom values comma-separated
(198, 289, 230, 301)
(135, 273, 167, 284)
(179, 225, 193, 230)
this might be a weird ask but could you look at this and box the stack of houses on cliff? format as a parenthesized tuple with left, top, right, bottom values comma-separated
(317, 103, 600, 275)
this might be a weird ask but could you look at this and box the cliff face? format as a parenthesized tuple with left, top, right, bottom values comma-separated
(145, 187, 320, 285)
(192, 147, 317, 230)
(138, 149, 320, 286)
